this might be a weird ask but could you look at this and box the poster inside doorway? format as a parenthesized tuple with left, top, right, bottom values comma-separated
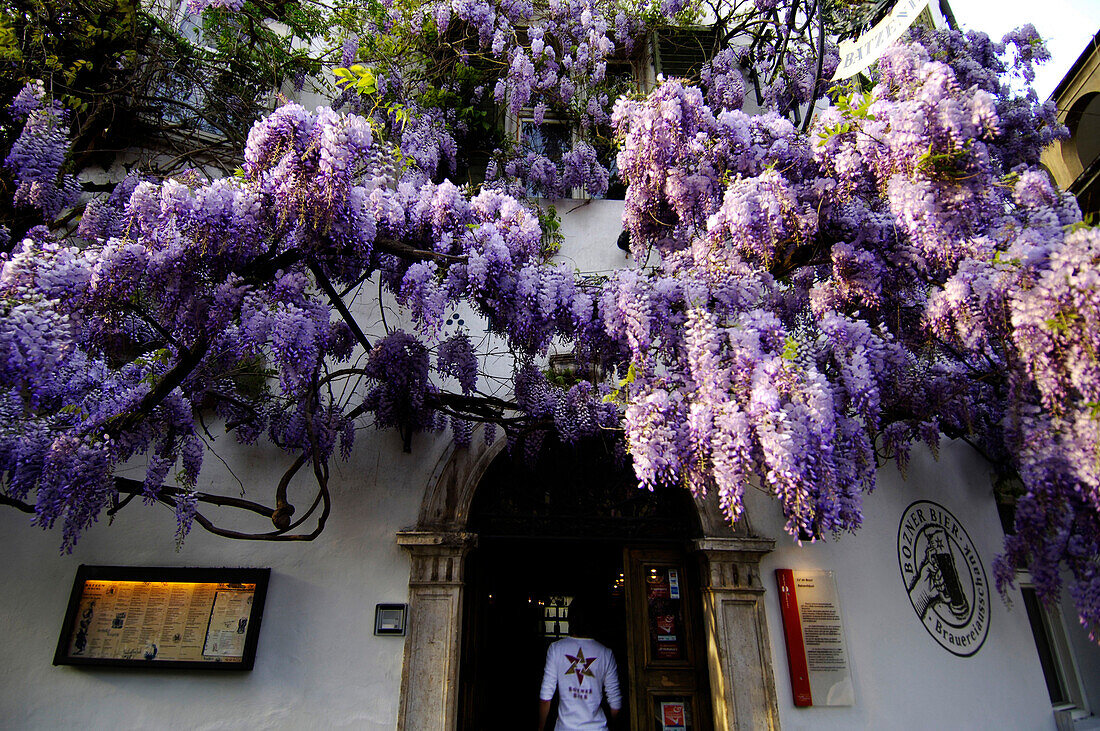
(775, 569, 854, 707)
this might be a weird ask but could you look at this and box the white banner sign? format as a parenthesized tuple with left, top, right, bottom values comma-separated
(776, 569, 855, 707)
(832, 0, 931, 80)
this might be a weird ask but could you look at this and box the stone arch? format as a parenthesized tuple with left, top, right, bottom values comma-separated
(412, 426, 759, 539)
(414, 427, 507, 533)
(396, 426, 781, 730)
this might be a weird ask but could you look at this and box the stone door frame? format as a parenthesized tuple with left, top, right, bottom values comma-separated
(396, 431, 781, 730)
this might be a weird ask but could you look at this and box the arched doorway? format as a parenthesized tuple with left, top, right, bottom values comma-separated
(458, 436, 711, 730)
(396, 428, 782, 731)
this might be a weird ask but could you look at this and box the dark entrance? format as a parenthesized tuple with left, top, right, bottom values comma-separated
(458, 437, 713, 731)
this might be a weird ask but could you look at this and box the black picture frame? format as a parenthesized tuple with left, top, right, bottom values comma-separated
(54, 565, 270, 671)
(374, 603, 407, 636)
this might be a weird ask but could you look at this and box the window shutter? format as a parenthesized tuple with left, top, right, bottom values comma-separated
(654, 27, 719, 81)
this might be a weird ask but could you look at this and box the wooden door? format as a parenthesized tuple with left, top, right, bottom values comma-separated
(623, 546, 712, 731)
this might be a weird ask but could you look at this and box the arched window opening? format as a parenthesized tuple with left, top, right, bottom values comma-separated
(1067, 91, 1100, 173)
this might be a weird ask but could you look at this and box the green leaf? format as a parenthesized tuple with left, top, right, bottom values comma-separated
(782, 336, 799, 361)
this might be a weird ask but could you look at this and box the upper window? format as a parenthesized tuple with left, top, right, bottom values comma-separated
(522, 119, 573, 160)
(511, 65, 636, 200)
(654, 27, 719, 81)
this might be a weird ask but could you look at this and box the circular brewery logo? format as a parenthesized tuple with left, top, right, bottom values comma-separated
(897, 501, 989, 657)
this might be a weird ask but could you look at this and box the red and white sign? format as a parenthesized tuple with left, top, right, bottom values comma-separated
(657, 615, 675, 635)
(775, 569, 854, 707)
(661, 701, 686, 730)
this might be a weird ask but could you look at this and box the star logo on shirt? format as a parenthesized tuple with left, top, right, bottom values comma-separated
(564, 647, 597, 685)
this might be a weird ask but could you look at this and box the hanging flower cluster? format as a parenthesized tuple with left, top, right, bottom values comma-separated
(3, 82, 80, 221)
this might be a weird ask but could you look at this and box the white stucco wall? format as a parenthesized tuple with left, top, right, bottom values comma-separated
(748, 439, 1061, 730)
(543, 198, 630, 274)
(0, 425, 441, 730)
(0, 200, 1094, 729)
(0, 419, 1079, 730)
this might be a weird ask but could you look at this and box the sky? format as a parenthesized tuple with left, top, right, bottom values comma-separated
(948, 0, 1098, 99)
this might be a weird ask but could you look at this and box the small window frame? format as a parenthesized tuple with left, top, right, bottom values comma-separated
(1020, 581, 1090, 719)
(505, 51, 644, 200)
(516, 114, 581, 199)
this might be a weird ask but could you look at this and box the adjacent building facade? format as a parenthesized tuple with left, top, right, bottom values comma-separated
(1042, 30, 1100, 219)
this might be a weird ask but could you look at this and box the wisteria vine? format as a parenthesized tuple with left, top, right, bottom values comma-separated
(2, 4, 1099, 639)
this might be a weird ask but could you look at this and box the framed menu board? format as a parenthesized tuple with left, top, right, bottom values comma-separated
(54, 565, 270, 670)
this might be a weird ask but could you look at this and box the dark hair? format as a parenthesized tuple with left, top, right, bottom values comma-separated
(567, 595, 589, 637)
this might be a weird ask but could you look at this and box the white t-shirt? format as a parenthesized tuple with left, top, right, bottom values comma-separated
(539, 636, 622, 731)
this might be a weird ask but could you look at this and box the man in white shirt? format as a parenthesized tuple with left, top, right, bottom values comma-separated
(537, 599, 622, 731)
